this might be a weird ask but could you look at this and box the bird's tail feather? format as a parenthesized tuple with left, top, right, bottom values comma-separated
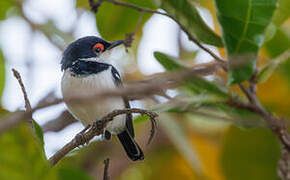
(117, 130, 144, 161)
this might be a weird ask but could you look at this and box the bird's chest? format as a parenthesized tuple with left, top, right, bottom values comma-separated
(62, 69, 116, 92)
(61, 69, 125, 126)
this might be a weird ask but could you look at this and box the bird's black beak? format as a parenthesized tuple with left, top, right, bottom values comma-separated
(107, 40, 124, 50)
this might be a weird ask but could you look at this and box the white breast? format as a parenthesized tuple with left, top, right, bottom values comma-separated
(61, 68, 126, 134)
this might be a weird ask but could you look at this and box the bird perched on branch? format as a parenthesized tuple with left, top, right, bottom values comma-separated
(60, 36, 144, 161)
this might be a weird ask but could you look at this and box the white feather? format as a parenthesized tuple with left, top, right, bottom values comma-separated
(61, 68, 126, 134)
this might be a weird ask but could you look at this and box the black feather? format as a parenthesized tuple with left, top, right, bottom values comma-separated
(70, 60, 110, 75)
(117, 130, 144, 161)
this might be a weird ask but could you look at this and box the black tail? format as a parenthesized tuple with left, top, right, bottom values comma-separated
(117, 130, 144, 161)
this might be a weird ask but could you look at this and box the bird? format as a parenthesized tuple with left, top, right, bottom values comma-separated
(60, 36, 144, 161)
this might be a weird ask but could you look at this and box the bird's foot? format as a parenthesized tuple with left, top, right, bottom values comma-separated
(100, 131, 111, 141)
(95, 119, 103, 129)
(104, 130, 111, 141)
(74, 125, 91, 147)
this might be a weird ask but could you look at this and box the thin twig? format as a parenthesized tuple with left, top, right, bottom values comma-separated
(12, 69, 32, 111)
(103, 158, 110, 180)
(12, 68, 33, 128)
(239, 84, 255, 104)
(48, 108, 158, 166)
(147, 113, 157, 145)
(90, 0, 227, 67)
(124, 11, 144, 47)
(249, 70, 258, 94)
(89, 0, 103, 13)
(42, 111, 77, 133)
(239, 77, 290, 152)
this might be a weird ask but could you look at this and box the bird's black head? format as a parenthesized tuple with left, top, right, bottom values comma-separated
(61, 36, 124, 71)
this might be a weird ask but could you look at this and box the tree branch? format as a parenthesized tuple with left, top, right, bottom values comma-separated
(12, 68, 33, 128)
(48, 108, 158, 166)
(90, 0, 227, 67)
(42, 110, 77, 133)
(123, 11, 144, 48)
(103, 158, 110, 180)
(0, 65, 218, 134)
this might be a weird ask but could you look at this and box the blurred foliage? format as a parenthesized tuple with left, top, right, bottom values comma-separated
(263, 28, 290, 82)
(159, 113, 203, 177)
(58, 167, 94, 180)
(0, 0, 289, 179)
(258, 50, 290, 83)
(0, 0, 14, 20)
(0, 124, 57, 180)
(272, 0, 290, 26)
(221, 126, 281, 180)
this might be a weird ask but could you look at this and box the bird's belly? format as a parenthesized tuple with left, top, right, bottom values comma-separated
(61, 70, 126, 134)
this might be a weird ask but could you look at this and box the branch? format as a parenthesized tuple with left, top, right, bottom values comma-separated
(12, 69, 32, 111)
(42, 110, 77, 133)
(48, 108, 158, 166)
(90, 0, 227, 67)
(0, 65, 218, 134)
(123, 11, 144, 48)
(12, 68, 33, 128)
(103, 158, 110, 180)
(238, 70, 290, 176)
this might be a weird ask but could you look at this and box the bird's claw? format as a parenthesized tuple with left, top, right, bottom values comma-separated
(74, 133, 88, 147)
(74, 125, 91, 147)
(95, 119, 103, 129)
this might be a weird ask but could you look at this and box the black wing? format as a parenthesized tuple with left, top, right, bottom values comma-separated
(111, 66, 135, 137)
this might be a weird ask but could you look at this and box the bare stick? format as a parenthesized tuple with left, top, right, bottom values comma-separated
(103, 158, 110, 180)
(12, 69, 32, 111)
(124, 11, 144, 48)
(48, 108, 158, 166)
(12, 69, 34, 128)
(42, 111, 77, 133)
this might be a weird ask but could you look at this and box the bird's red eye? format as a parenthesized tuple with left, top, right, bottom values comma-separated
(93, 43, 104, 53)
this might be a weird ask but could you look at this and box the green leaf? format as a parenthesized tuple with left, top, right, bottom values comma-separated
(153, 51, 185, 70)
(154, 51, 228, 98)
(215, 0, 277, 84)
(58, 167, 94, 180)
(96, 0, 156, 41)
(158, 0, 223, 47)
(32, 120, 45, 147)
(0, 0, 14, 20)
(0, 49, 5, 101)
(221, 126, 281, 180)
